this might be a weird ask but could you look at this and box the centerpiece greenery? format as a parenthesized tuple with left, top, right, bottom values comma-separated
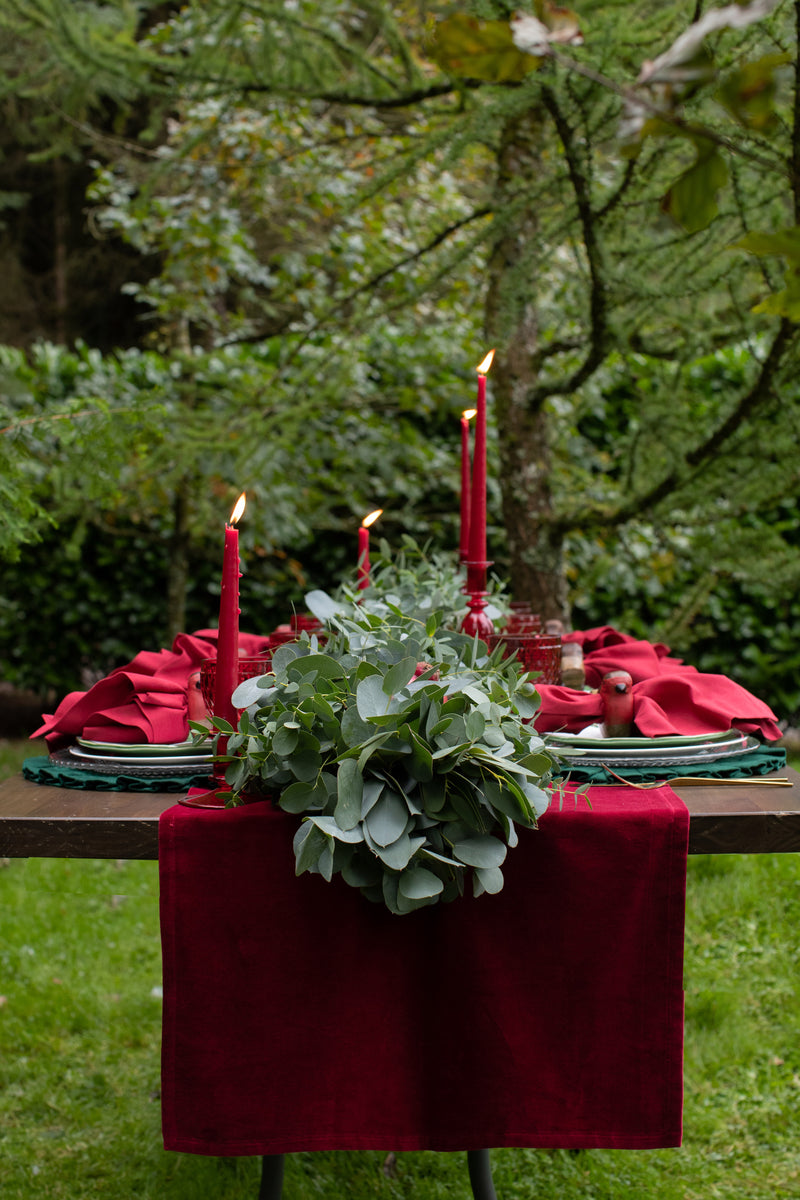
(212, 569, 558, 915)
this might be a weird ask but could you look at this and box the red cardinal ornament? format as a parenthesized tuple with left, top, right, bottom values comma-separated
(599, 669, 635, 738)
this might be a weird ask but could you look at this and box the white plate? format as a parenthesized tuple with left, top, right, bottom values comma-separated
(546, 729, 736, 749)
(70, 746, 212, 767)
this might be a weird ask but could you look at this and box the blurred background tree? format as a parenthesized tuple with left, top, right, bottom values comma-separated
(1, 0, 800, 724)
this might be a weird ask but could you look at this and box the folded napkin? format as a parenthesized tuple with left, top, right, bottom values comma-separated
(33, 630, 272, 749)
(564, 625, 674, 658)
(532, 627, 781, 740)
(160, 786, 688, 1154)
(535, 671, 781, 740)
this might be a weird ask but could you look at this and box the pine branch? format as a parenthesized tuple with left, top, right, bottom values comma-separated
(548, 46, 790, 185)
(556, 320, 796, 535)
(228, 206, 492, 348)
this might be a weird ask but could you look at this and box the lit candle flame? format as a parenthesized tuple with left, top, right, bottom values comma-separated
(476, 349, 495, 375)
(229, 492, 246, 526)
(462, 408, 477, 421)
(362, 508, 383, 529)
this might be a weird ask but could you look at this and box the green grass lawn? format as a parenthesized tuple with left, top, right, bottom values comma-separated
(1, 738, 799, 1198)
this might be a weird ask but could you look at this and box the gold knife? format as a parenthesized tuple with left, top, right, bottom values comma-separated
(664, 776, 791, 787)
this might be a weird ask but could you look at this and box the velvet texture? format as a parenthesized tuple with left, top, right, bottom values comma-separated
(160, 786, 689, 1155)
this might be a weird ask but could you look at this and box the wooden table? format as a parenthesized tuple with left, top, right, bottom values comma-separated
(2, 769, 800, 859)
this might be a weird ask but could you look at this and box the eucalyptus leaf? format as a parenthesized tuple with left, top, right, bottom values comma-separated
(408, 729, 434, 782)
(373, 832, 426, 870)
(475, 865, 505, 894)
(304, 588, 345, 622)
(318, 844, 334, 882)
(290, 653, 347, 681)
(341, 703, 377, 747)
(360, 777, 385, 818)
(272, 724, 300, 756)
(293, 822, 328, 875)
(232, 675, 273, 708)
(307, 815, 364, 843)
(453, 836, 507, 869)
(280, 779, 326, 814)
(382, 656, 418, 696)
(365, 789, 410, 847)
(356, 673, 394, 720)
(335, 757, 364, 830)
(271, 643, 305, 675)
(342, 854, 383, 889)
(398, 866, 444, 900)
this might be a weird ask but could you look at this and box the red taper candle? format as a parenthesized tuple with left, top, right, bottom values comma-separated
(215, 492, 245, 732)
(459, 408, 476, 562)
(358, 508, 383, 590)
(467, 351, 495, 566)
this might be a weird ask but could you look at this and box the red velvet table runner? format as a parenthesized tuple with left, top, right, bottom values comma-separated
(159, 785, 688, 1155)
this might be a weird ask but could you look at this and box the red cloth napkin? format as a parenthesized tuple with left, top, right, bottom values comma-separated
(538, 627, 781, 740)
(535, 672, 781, 739)
(160, 786, 688, 1154)
(34, 630, 272, 748)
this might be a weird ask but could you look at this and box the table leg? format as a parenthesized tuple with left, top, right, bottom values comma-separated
(467, 1148, 497, 1200)
(258, 1154, 285, 1200)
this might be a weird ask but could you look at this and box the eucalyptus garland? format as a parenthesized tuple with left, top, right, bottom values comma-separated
(218, 592, 558, 915)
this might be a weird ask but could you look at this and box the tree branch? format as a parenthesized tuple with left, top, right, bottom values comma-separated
(556, 319, 796, 534)
(529, 87, 610, 404)
(228, 206, 492, 348)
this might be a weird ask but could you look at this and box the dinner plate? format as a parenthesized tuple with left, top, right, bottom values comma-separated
(51, 748, 212, 778)
(76, 737, 212, 757)
(547, 731, 749, 760)
(549, 736, 759, 769)
(546, 729, 736, 749)
(70, 746, 213, 767)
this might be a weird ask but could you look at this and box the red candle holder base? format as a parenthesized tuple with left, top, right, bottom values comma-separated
(461, 560, 495, 639)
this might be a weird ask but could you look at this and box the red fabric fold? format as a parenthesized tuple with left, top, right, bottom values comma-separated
(535, 671, 781, 740)
(34, 630, 272, 748)
(159, 786, 688, 1154)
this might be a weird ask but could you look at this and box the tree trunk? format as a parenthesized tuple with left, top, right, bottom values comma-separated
(485, 108, 570, 625)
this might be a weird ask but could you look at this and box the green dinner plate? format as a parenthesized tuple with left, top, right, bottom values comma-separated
(76, 737, 212, 757)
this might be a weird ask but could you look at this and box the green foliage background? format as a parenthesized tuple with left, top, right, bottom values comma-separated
(2, 0, 800, 728)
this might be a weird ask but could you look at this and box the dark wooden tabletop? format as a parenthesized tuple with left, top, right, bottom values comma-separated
(1, 769, 800, 859)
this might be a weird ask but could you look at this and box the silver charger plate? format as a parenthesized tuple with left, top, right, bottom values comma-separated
(549, 736, 759, 769)
(52, 748, 213, 778)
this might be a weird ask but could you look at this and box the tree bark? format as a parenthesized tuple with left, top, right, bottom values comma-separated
(485, 107, 570, 624)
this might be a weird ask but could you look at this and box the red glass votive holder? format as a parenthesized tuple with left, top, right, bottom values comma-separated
(290, 613, 322, 633)
(504, 608, 543, 635)
(199, 654, 273, 713)
(485, 633, 562, 685)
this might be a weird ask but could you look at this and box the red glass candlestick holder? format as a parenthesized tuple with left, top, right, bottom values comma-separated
(194, 655, 273, 805)
(461, 561, 495, 639)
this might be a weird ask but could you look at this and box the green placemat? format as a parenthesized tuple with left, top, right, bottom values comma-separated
(23, 756, 214, 793)
(555, 744, 786, 786)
